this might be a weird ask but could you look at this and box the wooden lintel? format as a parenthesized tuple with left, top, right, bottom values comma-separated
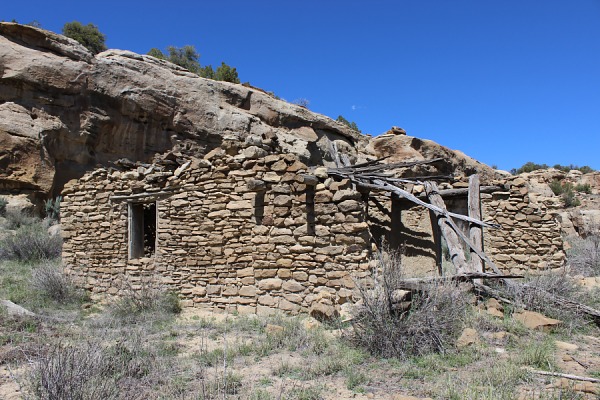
(110, 190, 176, 201)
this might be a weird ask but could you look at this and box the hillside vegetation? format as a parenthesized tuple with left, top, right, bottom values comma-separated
(2, 208, 600, 399)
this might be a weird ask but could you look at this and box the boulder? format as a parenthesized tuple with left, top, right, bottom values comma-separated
(309, 302, 339, 321)
(456, 328, 480, 348)
(1, 300, 35, 317)
(514, 310, 561, 331)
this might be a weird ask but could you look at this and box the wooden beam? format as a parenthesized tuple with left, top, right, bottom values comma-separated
(525, 368, 600, 383)
(368, 180, 501, 229)
(110, 190, 177, 201)
(425, 181, 471, 274)
(395, 272, 524, 291)
(416, 185, 505, 199)
(468, 175, 484, 275)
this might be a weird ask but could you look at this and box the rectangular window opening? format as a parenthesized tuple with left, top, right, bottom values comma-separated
(128, 202, 157, 259)
(254, 191, 265, 225)
(306, 187, 315, 235)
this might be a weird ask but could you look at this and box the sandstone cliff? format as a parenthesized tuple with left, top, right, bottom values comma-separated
(0, 23, 498, 208)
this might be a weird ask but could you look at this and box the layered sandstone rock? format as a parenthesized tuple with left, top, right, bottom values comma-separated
(1, 22, 504, 209)
(0, 22, 366, 204)
(520, 169, 600, 237)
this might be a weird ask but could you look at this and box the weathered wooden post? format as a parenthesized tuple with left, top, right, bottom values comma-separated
(468, 174, 484, 275)
(425, 182, 470, 274)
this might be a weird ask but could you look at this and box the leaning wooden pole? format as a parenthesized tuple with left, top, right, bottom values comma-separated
(425, 182, 472, 274)
(468, 174, 484, 275)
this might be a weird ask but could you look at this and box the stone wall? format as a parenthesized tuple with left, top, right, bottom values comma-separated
(360, 177, 566, 276)
(62, 150, 371, 315)
(62, 150, 567, 315)
(482, 176, 566, 274)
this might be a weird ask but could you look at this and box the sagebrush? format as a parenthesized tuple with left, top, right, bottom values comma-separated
(30, 262, 81, 304)
(568, 234, 600, 276)
(351, 249, 470, 358)
(0, 219, 62, 261)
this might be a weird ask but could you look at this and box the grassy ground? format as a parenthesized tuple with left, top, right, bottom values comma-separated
(1, 257, 600, 399)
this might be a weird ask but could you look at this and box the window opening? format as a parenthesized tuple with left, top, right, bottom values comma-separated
(306, 186, 315, 235)
(128, 202, 157, 259)
(254, 191, 265, 225)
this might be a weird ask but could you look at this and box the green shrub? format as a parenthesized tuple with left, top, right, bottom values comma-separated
(44, 196, 62, 221)
(518, 338, 557, 370)
(507, 270, 592, 333)
(62, 21, 106, 54)
(511, 162, 595, 175)
(550, 181, 581, 207)
(568, 235, 600, 276)
(549, 180, 565, 195)
(285, 385, 323, 400)
(562, 189, 581, 208)
(110, 278, 181, 321)
(29, 262, 82, 304)
(336, 115, 361, 132)
(29, 341, 120, 400)
(575, 183, 592, 194)
(3, 208, 36, 229)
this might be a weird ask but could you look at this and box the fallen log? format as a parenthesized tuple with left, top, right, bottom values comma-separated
(474, 282, 600, 322)
(525, 368, 600, 383)
(396, 273, 524, 292)
(519, 284, 600, 320)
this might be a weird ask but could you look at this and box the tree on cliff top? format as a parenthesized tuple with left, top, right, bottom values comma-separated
(62, 21, 106, 55)
(336, 115, 361, 133)
(147, 45, 239, 83)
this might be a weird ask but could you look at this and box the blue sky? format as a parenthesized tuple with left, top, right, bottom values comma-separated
(3, 1, 600, 171)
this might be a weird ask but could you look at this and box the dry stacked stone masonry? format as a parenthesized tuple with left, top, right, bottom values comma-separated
(62, 145, 372, 316)
(481, 176, 566, 273)
(62, 151, 567, 314)
(334, 177, 566, 278)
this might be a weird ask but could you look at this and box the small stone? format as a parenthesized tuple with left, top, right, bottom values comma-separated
(258, 278, 283, 290)
(302, 318, 321, 330)
(247, 179, 266, 191)
(242, 146, 268, 159)
(309, 302, 339, 321)
(456, 328, 480, 348)
(554, 340, 578, 351)
(486, 307, 504, 318)
(491, 331, 508, 340)
(314, 167, 328, 179)
(266, 324, 284, 334)
(332, 189, 362, 202)
(337, 199, 362, 212)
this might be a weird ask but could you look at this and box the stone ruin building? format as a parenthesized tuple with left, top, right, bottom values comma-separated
(0, 22, 569, 316)
(61, 134, 567, 316)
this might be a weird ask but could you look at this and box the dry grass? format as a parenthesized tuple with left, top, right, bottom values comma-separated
(29, 262, 82, 304)
(568, 234, 600, 276)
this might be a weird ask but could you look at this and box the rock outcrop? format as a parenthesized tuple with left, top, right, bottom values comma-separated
(520, 169, 600, 237)
(0, 23, 366, 205)
(1, 22, 503, 209)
